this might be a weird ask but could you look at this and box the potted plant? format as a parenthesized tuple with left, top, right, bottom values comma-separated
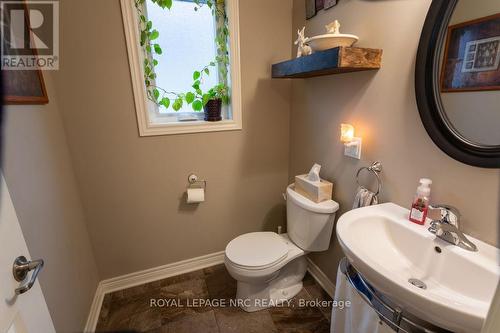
(200, 83, 229, 121)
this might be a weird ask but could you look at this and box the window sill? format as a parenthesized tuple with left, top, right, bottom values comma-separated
(139, 119, 242, 136)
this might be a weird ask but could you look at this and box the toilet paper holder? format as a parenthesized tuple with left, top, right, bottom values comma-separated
(188, 173, 207, 191)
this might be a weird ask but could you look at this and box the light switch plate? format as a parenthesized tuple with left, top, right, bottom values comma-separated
(344, 138, 362, 159)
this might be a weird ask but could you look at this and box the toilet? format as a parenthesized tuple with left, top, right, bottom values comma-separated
(224, 184, 339, 312)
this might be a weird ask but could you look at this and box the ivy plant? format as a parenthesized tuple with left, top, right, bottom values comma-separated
(134, 0, 230, 112)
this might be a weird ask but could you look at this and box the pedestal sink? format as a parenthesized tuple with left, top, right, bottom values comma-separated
(336, 203, 500, 333)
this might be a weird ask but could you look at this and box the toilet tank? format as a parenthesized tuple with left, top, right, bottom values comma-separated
(286, 184, 340, 251)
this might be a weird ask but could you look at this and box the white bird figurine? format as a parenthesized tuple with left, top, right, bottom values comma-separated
(326, 20, 341, 34)
(294, 26, 312, 58)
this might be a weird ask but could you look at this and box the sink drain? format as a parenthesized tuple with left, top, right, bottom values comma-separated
(408, 278, 427, 290)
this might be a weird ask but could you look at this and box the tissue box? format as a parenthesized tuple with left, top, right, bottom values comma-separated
(295, 174, 333, 203)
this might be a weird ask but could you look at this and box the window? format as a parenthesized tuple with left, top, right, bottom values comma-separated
(121, 0, 241, 136)
(147, 1, 218, 114)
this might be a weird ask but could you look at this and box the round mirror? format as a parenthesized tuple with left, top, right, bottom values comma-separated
(416, 0, 500, 168)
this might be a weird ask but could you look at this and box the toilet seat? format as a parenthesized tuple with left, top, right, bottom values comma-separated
(225, 232, 289, 270)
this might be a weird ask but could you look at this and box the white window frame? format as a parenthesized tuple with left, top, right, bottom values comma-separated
(120, 0, 242, 136)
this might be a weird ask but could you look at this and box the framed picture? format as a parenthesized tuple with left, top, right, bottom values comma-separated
(315, 0, 324, 11)
(324, 0, 338, 10)
(1, 1, 49, 104)
(305, 0, 316, 20)
(441, 13, 500, 92)
(2, 69, 48, 105)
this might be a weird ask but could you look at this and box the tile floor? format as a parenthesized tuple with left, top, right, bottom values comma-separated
(96, 264, 333, 333)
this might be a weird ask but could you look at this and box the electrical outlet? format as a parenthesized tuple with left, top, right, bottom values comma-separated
(344, 137, 362, 159)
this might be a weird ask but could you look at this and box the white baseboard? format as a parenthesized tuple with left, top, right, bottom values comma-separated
(306, 257, 336, 297)
(84, 251, 225, 332)
(84, 283, 105, 333)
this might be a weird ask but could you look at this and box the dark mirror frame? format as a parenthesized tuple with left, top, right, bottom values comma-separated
(415, 0, 500, 168)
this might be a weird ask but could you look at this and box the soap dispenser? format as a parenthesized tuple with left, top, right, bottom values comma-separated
(409, 178, 432, 225)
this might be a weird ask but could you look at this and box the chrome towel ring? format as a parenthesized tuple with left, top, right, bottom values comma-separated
(356, 161, 382, 196)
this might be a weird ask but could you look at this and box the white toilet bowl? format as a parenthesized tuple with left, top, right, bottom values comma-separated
(224, 232, 307, 312)
(224, 184, 339, 312)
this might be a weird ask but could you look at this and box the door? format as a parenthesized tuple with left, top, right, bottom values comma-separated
(0, 174, 55, 333)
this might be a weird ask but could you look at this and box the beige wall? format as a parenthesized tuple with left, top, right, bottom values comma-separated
(2, 73, 100, 332)
(291, 0, 500, 282)
(54, 0, 293, 279)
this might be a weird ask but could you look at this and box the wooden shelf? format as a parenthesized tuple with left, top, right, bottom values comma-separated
(272, 47, 382, 79)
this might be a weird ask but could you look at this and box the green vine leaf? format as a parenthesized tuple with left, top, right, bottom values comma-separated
(153, 88, 160, 100)
(192, 100, 203, 111)
(150, 29, 159, 40)
(150, 0, 172, 9)
(202, 94, 210, 105)
(193, 71, 201, 80)
(185, 92, 195, 104)
(172, 98, 183, 111)
(154, 44, 162, 54)
(160, 97, 170, 108)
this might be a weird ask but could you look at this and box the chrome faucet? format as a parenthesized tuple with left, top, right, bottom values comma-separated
(428, 205, 477, 252)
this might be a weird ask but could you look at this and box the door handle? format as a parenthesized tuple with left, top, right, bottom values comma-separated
(12, 256, 44, 295)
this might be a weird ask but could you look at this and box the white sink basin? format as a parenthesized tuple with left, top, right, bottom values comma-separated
(336, 203, 500, 333)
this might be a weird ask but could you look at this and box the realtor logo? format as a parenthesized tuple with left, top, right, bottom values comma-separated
(1, 1, 59, 70)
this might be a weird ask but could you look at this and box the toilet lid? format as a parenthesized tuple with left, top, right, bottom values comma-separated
(225, 232, 288, 268)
